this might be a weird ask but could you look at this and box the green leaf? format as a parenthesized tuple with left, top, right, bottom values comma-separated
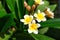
(18, 0, 24, 32)
(49, 4, 57, 11)
(12, 38, 16, 40)
(37, 1, 49, 11)
(3, 31, 13, 40)
(0, 30, 14, 40)
(6, 0, 15, 12)
(31, 34, 55, 40)
(0, 2, 7, 18)
(39, 27, 49, 34)
(28, 0, 34, 7)
(0, 37, 3, 40)
(18, 0, 24, 18)
(14, 1, 20, 21)
(40, 18, 60, 28)
(1, 14, 15, 33)
(3, 34, 11, 40)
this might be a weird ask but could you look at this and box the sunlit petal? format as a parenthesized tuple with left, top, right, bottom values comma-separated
(20, 19, 24, 22)
(34, 10, 46, 22)
(34, 13, 37, 17)
(33, 30, 38, 34)
(28, 29, 33, 33)
(24, 15, 29, 18)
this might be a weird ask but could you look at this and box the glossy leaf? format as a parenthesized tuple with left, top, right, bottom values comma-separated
(3, 31, 13, 40)
(6, 0, 15, 12)
(0, 37, 3, 40)
(1, 14, 15, 33)
(18, 0, 24, 18)
(40, 18, 60, 28)
(31, 34, 55, 40)
(39, 27, 49, 34)
(49, 4, 57, 11)
(14, 1, 20, 21)
(28, 0, 34, 7)
(36, 1, 49, 11)
(0, 2, 7, 17)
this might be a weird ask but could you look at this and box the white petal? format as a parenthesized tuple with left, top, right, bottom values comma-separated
(38, 10, 40, 13)
(32, 20, 36, 23)
(36, 19, 41, 22)
(20, 19, 24, 22)
(52, 12, 54, 15)
(24, 23, 27, 25)
(40, 1, 44, 5)
(29, 23, 31, 28)
(33, 30, 38, 34)
(42, 12, 46, 16)
(49, 12, 54, 16)
(42, 18, 46, 21)
(48, 11, 54, 18)
(49, 11, 52, 13)
(28, 29, 33, 33)
(50, 16, 54, 18)
(30, 15, 33, 19)
(34, 13, 37, 17)
(47, 8, 50, 11)
(24, 15, 29, 18)
(37, 24, 41, 28)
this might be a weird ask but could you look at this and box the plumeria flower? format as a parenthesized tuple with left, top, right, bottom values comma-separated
(34, 10, 46, 22)
(34, 0, 44, 5)
(20, 15, 33, 25)
(44, 8, 54, 18)
(28, 20, 41, 34)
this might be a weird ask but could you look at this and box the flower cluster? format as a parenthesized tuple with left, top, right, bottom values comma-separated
(20, 0, 54, 34)
(20, 10, 46, 34)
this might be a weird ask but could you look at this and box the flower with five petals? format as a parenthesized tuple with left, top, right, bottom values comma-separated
(28, 20, 41, 34)
(34, 10, 46, 22)
(20, 15, 33, 25)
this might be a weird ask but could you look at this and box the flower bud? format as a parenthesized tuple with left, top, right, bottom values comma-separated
(44, 8, 54, 18)
(32, 4, 36, 10)
(12, 27, 16, 31)
(26, 5, 31, 11)
(24, 1, 28, 7)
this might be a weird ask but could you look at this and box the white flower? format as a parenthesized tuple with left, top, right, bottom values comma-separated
(34, 0, 44, 5)
(45, 8, 54, 18)
(34, 10, 46, 22)
(20, 15, 33, 25)
(28, 20, 41, 34)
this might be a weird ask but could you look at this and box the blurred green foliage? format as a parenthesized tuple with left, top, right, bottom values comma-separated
(0, 0, 60, 40)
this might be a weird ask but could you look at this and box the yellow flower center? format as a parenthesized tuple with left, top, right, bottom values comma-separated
(37, 13, 44, 20)
(35, 0, 41, 4)
(24, 16, 32, 24)
(29, 23, 38, 30)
